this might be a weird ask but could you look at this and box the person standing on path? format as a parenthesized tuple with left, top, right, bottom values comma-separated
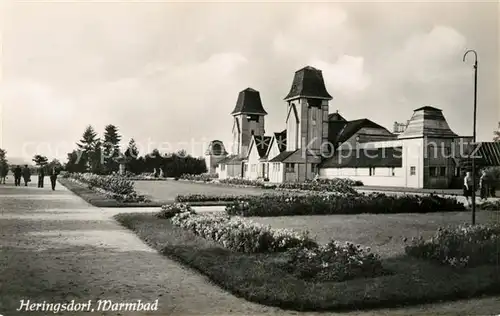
(49, 167, 58, 190)
(22, 165, 31, 186)
(463, 171, 474, 207)
(37, 166, 45, 188)
(0, 164, 7, 184)
(479, 170, 488, 201)
(14, 165, 22, 186)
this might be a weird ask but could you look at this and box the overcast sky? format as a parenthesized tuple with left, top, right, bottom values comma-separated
(0, 0, 498, 162)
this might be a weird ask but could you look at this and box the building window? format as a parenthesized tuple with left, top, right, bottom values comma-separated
(277, 163, 280, 171)
(244, 164, 248, 172)
(369, 167, 375, 176)
(410, 166, 416, 176)
(430, 167, 437, 177)
(440, 167, 446, 177)
(251, 164, 256, 172)
(221, 164, 225, 171)
(455, 167, 461, 177)
(285, 163, 295, 173)
(391, 167, 395, 176)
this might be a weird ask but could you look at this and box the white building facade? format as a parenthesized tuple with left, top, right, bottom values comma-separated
(212, 66, 472, 189)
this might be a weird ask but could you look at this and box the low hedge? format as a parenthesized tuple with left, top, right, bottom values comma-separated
(226, 193, 466, 217)
(276, 178, 361, 195)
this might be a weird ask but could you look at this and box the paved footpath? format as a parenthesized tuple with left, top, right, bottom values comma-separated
(1, 178, 499, 316)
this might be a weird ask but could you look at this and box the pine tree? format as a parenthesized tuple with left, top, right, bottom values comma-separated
(102, 124, 121, 173)
(76, 125, 99, 172)
(124, 138, 140, 174)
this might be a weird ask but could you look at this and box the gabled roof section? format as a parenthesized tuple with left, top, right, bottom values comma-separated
(250, 135, 272, 159)
(320, 147, 403, 168)
(328, 119, 392, 146)
(231, 87, 268, 115)
(273, 130, 287, 152)
(268, 150, 297, 163)
(399, 106, 458, 139)
(284, 66, 333, 101)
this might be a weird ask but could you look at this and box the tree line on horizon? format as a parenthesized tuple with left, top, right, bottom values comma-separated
(63, 124, 207, 177)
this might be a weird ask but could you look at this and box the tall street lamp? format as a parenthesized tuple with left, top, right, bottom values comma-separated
(463, 49, 478, 225)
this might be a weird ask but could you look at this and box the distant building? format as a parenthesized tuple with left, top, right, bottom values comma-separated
(210, 66, 478, 189)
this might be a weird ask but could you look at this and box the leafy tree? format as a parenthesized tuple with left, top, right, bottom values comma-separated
(102, 124, 121, 173)
(65, 150, 86, 173)
(32, 154, 48, 167)
(0, 148, 9, 176)
(494, 122, 500, 142)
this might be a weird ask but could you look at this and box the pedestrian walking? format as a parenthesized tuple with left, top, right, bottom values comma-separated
(22, 165, 31, 186)
(463, 171, 474, 207)
(38, 166, 45, 188)
(49, 167, 58, 191)
(479, 169, 488, 201)
(14, 165, 22, 186)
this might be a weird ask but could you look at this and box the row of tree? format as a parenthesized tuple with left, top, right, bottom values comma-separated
(64, 125, 207, 176)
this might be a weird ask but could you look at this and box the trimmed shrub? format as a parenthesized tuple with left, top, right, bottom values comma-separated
(404, 223, 500, 268)
(226, 193, 466, 217)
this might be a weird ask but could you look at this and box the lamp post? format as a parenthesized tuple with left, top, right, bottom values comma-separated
(463, 49, 478, 225)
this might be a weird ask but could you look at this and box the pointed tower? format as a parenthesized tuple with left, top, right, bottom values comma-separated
(284, 66, 332, 158)
(231, 88, 267, 157)
(398, 106, 458, 139)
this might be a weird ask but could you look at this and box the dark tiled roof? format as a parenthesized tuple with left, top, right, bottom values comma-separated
(284, 66, 333, 101)
(463, 142, 500, 166)
(320, 147, 403, 168)
(273, 130, 287, 152)
(251, 135, 272, 159)
(328, 121, 348, 146)
(268, 150, 296, 162)
(328, 112, 347, 122)
(329, 119, 392, 145)
(231, 88, 268, 115)
(413, 106, 442, 112)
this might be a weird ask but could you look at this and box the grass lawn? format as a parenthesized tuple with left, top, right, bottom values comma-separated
(249, 211, 500, 258)
(133, 179, 272, 202)
(115, 212, 500, 312)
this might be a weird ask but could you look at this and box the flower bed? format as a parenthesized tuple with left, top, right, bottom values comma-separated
(218, 178, 276, 188)
(283, 241, 385, 282)
(477, 200, 500, 210)
(277, 178, 362, 195)
(180, 173, 218, 182)
(67, 173, 149, 202)
(404, 223, 500, 268)
(226, 192, 466, 217)
(175, 194, 256, 203)
(171, 210, 316, 253)
(157, 203, 195, 218)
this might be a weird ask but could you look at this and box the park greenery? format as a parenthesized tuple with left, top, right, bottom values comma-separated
(64, 125, 207, 177)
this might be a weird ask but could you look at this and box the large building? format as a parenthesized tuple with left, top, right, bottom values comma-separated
(207, 66, 479, 189)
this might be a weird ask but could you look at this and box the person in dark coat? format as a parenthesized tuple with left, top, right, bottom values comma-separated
(13, 165, 22, 186)
(0, 164, 7, 184)
(38, 166, 45, 188)
(22, 165, 31, 186)
(49, 167, 58, 191)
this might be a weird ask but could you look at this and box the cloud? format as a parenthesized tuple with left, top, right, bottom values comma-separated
(311, 56, 371, 95)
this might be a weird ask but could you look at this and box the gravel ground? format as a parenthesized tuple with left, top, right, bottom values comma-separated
(0, 179, 281, 316)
